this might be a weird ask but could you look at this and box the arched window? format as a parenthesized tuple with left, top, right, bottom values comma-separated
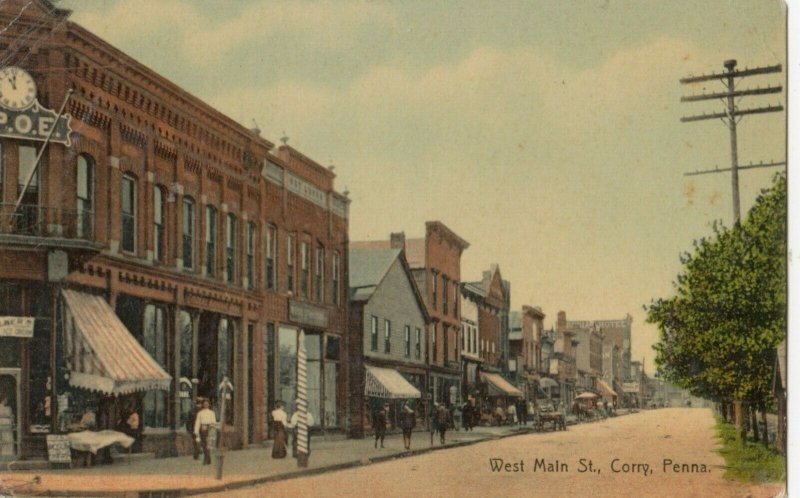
(76, 154, 94, 239)
(225, 213, 236, 284)
(153, 185, 165, 262)
(246, 222, 255, 290)
(205, 205, 217, 277)
(182, 197, 195, 269)
(265, 225, 277, 291)
(121, 174, 137, 252)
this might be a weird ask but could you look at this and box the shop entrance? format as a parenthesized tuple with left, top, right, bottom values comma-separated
(0, 369, 20, 459)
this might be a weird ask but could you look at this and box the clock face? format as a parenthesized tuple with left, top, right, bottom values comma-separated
(0, 66, 37, 111)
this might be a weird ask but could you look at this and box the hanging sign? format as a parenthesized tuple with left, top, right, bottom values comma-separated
(0, 316, 35, 338)
(0, 66, 72, 146)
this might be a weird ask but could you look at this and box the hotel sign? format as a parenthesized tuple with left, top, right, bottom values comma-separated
(0, 66, 72, 146)
(0, 316, 35, 338)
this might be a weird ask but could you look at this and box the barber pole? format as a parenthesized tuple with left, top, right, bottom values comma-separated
(296, 330, 309, 467)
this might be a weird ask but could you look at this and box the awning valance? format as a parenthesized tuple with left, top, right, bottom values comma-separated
(597, 379, 618, 399)
(481, 372, 523, 397)
(62, 290, 172, 395)
(365, 365, 421, 399)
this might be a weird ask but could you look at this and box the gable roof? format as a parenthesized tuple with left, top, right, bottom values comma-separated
(349, 248, 431, 321)
(349, 248, 401, 300)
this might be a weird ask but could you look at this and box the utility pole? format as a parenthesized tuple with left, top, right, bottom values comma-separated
(679, 60, 784, 225)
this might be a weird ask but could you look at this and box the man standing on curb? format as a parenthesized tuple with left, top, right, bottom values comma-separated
(193, 398, 217, 465)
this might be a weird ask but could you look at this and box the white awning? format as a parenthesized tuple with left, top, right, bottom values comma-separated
(597, 379, 618, 399)
(62, 290, 172, 395)
(365, 365, 421, 399)
(481, 372, 524, 397)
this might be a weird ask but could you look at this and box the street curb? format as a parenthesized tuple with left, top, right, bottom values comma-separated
(41, 427, 541, 497)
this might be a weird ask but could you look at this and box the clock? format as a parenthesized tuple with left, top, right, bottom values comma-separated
(0, 66, 37, 111)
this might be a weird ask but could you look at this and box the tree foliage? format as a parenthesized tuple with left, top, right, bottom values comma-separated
(647, 173, 786, 403)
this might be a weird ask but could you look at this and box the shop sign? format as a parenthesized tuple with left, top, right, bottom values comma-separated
(0, 316, 34, 337)
(46, 435, 72, 464)
(623, 382, 640, 393)
(289, 300, 328, 328)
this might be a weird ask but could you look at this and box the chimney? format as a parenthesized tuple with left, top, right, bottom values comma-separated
(557, 311, 567, 332)
(390, 232, 406, 250)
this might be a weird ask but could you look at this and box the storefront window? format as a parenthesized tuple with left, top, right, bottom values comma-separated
(278, 327, 297, 415)
(306, 333, 321, 426)
(179, 311, 193, 380)
(324, 336, 340, 427)
(143, 304, 167, 428)
(29, 290, 51, 432)
(217, 318, 234, 424)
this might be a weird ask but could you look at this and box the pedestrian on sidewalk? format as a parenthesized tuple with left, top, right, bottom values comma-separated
(507, 402, 517, 425)
(374, 403, 388, 448)
(271, 401, 289, 459)
(436, 403, 450, 445)
(193, 398, 217, 465)
(186, 398, 202, 460)
(401, 401, 416, 450)
(461, 400, 472, 431)
(289, 402, 314, 458)
(518, 399, 527, 425)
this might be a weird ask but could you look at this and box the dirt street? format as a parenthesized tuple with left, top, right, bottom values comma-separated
(214, 408, 782, 498)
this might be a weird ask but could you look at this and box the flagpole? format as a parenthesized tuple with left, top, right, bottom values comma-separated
(10, 89, 73, 225)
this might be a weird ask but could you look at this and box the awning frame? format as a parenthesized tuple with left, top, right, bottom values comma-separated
(62, 289, 172, 395)
(481, 372, 524, 398)
(364, 365, 421, 399)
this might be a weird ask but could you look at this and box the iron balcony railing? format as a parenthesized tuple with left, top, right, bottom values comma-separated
(0, 203, 94, 241)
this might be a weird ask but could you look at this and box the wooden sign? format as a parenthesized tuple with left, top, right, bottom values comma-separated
(46, 434, 72, 464)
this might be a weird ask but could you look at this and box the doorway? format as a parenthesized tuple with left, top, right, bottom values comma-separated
(0, 369, 20, 459)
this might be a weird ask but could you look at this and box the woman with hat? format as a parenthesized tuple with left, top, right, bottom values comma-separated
(271, 401, 289, 458)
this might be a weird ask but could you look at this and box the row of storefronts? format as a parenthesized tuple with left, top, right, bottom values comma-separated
(0, 0, 638, 464)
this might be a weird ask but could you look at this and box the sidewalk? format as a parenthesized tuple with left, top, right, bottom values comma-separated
(2, 424, 538, 497)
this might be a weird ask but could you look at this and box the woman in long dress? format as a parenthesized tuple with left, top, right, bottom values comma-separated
(271, 401, 288, 458)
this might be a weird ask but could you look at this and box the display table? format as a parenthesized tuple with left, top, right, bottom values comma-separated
(67, 430, 134, 454)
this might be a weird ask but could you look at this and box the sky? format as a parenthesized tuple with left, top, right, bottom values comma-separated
(57, 0, 788, 373)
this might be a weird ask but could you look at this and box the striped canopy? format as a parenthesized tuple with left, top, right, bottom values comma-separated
(62, 289, 172, 395)
(364, 365, 421, 399)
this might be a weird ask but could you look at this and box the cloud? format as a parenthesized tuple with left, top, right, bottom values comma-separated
(69, 0, 398, 69)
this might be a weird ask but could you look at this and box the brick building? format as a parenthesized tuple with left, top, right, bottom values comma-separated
(0, 0, 349, 460)
(508, 305, 545, 398)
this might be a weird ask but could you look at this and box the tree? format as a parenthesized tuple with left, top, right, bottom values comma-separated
(646, 174, 786, 431)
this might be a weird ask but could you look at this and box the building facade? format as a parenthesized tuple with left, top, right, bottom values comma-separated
(460, 289, 481, 399)
(508, 305, 545, 399)
(0, 0, 349, 460)
(351, 222, 469, 408)
(347, 248, 429, 438)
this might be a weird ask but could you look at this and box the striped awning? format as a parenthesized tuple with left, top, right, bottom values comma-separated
(364, 365, 421, 399)
(481, 372, 524, 397)
(597, 379, 618, 399)
(62, 289, 172, 395)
